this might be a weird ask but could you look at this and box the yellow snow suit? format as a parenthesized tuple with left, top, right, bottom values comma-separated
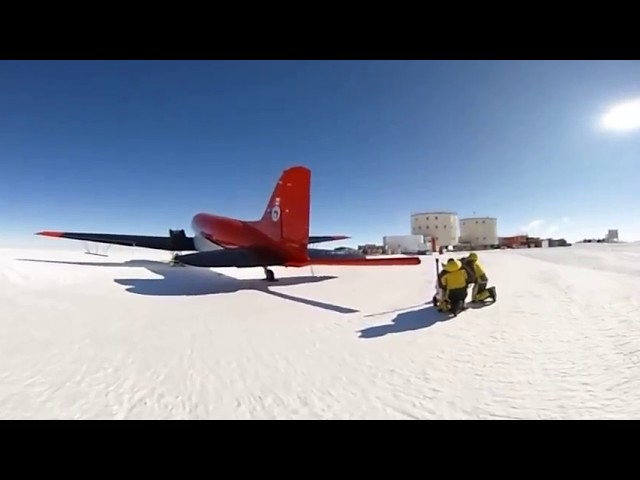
(441, 259, 469, 290)
(467, 253, 491, 301)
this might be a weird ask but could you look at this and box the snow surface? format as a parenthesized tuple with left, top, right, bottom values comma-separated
(1, 242, 640, 419)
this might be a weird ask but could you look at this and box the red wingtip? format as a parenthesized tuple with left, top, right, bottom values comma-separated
(36, 231, 64, 238)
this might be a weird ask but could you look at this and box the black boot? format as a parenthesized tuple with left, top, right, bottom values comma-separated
(489, 287, 497, 301)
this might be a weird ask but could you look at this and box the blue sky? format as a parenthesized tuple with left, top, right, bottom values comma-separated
(1, 60, 639, 247)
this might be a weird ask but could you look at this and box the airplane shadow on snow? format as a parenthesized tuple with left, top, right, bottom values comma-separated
(16, 258, 359, 314)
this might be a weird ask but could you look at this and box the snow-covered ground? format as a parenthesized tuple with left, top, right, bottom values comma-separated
(1, 242, 640, 419)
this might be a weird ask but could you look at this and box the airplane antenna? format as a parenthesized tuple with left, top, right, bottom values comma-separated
(310, 265, 316, 277)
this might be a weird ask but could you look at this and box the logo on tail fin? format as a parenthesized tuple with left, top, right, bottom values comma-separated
(271, 205, 281, 222)
(270, 197, 281, 222)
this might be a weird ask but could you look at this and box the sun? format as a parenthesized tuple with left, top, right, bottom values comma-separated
(601, 98, 640, 131)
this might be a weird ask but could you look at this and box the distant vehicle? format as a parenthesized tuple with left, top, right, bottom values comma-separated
(333, 247, 358, 254)
(37, 165, 420, 281)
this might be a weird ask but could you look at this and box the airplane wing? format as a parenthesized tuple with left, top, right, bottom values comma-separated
(308, 235, 350, 244)
(37, 230, 347, 250)
(36, 230, 196, 251)
(305, 249, 421, 266)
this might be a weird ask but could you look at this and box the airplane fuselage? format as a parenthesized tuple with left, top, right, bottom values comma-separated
(190, 212, 302, 262)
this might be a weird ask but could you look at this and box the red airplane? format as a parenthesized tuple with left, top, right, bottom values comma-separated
(37, 165, 421, 281)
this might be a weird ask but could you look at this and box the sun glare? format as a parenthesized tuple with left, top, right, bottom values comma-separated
(601, 98, 640, 132)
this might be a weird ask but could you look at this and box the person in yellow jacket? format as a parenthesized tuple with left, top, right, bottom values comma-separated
(463, 252, 497, 303)
(437, 258, 469, 315)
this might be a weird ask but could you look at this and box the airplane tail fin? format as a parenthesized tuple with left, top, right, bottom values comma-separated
(256, 165, 311, 249)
